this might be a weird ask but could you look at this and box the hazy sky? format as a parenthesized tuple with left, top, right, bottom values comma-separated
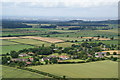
(1, 0, 119, 19)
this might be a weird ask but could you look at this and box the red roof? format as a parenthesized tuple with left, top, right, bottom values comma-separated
(26, 62, 32, 64)
(59, 56, 69, 58)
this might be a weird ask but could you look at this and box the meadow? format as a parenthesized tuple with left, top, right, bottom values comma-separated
(2, 44, 34, 54)
(28, 60, 118, 78)
(2, 66, 49, 78)
(8, 38, 51, 46)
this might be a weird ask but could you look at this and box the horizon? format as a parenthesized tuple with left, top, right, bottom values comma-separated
(1, 0, 118, 21)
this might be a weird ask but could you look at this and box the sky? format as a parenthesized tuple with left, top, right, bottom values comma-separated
(1, 0, 119, 20)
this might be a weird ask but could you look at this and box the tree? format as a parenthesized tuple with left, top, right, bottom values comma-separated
(111, 57, 117, 61)
(51, 58, 58, 64)
(42, 44, 45, 47)
(46, 35, 50, 37)
(113, 52, 117, 55)
(44, 60, 49, 64)
(67, 35, 69, 37)
(2, 57, 8, 64)
(106, 52, 110, 56)
(110, 37, 114, 40)
(10, 51, 18, 58)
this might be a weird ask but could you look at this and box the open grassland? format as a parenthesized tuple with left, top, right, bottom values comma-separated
(56, 37, 86, 41)
(90, 40, 118, 45)
(55, 42, 77, 47)
(28, 60, 118, 78)
(9, 38, 51, 46)
(1, 40, 18, 46)
(2, 44, 34, 54)
(2, 66, 49, 78)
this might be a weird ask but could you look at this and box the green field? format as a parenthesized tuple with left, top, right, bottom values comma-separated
(2, 44, 34, 54)
(90, 40, 118, 45)
(2, 66, 49, 78)
(56, 37, 86, 41)
(1, 40, 18, 46)
(28, 60, 118, 78)
(56, 42, 77, 47)
(9, 38, 51, 46)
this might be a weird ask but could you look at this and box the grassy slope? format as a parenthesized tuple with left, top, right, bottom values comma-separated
(1, 40, 18, 46)
(2, 66, 49, 78)
(28, 60, 118, 78)
(9, 38, 51, 46)
(2, 44, 34, 54)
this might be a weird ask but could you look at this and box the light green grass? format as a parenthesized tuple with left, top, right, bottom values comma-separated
(2, 65, 49, 78)
(1, 40, 18, 46)
(2, 44, 34, 54)
(28, 60, 118, 78)
(62, 59, 85, 62)
(56, 37, 86, 41)
(55, 42, 77, 47)
(9, 38, 51, 46)
(90, 40, 118, 45)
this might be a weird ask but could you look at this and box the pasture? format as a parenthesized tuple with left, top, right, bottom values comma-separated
(2, 66, 49, 78)
(28, 60, 118, 78)
(2, 44, 34, 54)
(9, 38, 51, 46)
(1, 40, 18, 46)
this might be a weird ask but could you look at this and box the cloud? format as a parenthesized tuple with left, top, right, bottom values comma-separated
(2, 0, 119, 8)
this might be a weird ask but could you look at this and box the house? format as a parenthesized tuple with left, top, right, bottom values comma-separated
(59, 56, 69, 60)
(87, 53, 92, 57)
(27, 52, 35, 55)
(49, 55, 58, 58)
(11, 58, 28, 62)
(95, 52, 106, 58)
(26, 62, 32, 64)
(28, 58, 34, 61)
(19, 53, 28, 57)
(41, 57, 50, 61)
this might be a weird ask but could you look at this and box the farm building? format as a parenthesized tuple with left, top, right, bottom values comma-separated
(19, 53, 28, 57)
(26, 62, 32, 65)
(59, 56, 69, 60)
(95, 52, 106, 58)
(11, 58, 28, 62)
(41, 57, 50, 61)
(28, 58, 34, 61)
(27, 52, 35, 55)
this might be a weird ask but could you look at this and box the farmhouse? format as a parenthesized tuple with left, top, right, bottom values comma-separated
(59, 56, 69, 60)
(28, 58, 34, 61)
(41, 57, 50, 61)
(19, 53, 28, 57)
(26, 62, 32, 65)
(11, 58, 28, 62)
(27, 52, 35, 55)
(95, 52, 106, 58)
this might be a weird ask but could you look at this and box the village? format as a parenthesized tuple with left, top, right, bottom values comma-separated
(2, 42, 119, 67)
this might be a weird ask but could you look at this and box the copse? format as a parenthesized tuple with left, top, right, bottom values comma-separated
(10, 51, 19, 58)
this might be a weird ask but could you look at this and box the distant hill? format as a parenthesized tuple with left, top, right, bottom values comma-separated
(2, 20, 32, 28)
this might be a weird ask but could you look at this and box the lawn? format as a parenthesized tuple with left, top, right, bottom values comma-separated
(2, 65, 49, 78)
(2, 44, 34, 54)
(9, 38, 51, 46)
(28, 60, 118, 78)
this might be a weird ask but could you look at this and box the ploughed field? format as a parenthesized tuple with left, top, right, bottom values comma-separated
(28, 60, 118, 78)
(2, 66, 49, 78)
